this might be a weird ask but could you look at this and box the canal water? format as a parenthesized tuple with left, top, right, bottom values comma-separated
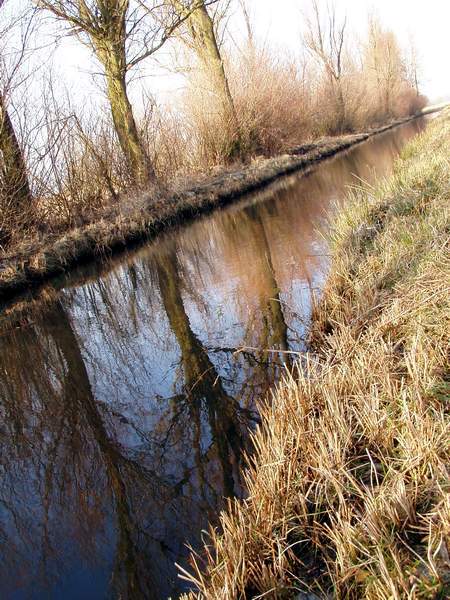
(0, 119, 425, 599)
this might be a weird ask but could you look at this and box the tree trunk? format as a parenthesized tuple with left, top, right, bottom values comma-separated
(170, 0, 242, 157)
(189, 4, 238, 130)
(0, 94, 32, 213)
(325, 73, 346, 133)
(335, 81, 346, 131)
(97, 45, 154, 186)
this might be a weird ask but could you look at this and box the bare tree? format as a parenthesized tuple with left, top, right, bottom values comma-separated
(364, 17, 408, 117)
(0, 0, 36, 246)
(169, 0, 240, 153)
(406, 38, 420, 98)
(238, 0, 253, 50)
(34, 1, 202, 186)
(0, 96, 32, 215)
(305, 0, 347, 131)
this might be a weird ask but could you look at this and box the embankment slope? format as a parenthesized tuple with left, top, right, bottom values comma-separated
(181, 110, 450, 599)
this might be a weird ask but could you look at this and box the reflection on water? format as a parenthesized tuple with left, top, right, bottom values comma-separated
(0, 120, 425, 599)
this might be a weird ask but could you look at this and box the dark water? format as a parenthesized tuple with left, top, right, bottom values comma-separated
(0, 120, 425, 599)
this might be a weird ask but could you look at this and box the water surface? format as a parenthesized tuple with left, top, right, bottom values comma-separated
(0, 120, 425, 599)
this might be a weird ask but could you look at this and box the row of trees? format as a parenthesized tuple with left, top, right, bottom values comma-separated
(0, 0, 239, 246)
(1, 1, 231, 192)
(0, 0, 425, 248)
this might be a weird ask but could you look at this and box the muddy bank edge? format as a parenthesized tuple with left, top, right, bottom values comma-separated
(0, 115, 419, 304)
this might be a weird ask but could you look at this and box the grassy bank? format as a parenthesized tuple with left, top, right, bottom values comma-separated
(0, 118, 414, 303)
(180, 112, 450, 598)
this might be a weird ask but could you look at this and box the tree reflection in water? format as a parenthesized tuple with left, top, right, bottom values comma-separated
(0, 119, 425, 599)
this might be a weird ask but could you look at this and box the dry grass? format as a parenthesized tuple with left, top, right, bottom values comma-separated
(174, 42, 425, 171)
(179, 112, 450, 599)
